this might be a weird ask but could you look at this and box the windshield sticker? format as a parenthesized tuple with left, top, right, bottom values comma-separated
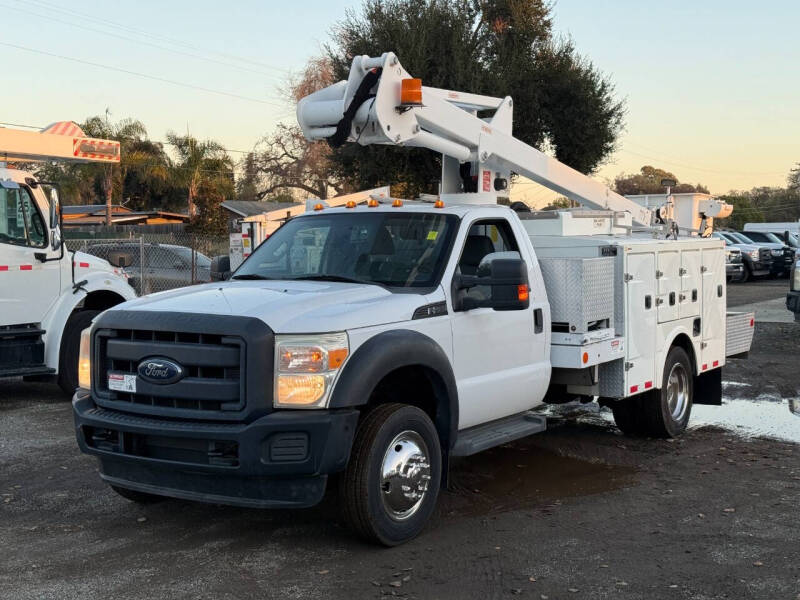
(427, 230, 439, 241)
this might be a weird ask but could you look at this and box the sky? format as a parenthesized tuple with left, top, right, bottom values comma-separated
(2, 0, 798, 203)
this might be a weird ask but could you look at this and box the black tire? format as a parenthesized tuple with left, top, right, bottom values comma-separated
(110, 485, 164, 504)
(613, 346, 694, 438)
(611, 396, 647, 436)
(57, 309, 100, 396)
(740, 263, 751, 283)
(339, 403, 441, 546)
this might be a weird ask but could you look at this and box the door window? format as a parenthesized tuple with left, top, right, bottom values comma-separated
(455, 219, 520, 305)
(0, 187, 47, 248)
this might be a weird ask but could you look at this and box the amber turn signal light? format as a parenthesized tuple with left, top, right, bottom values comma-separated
(401, 78, 423, 106)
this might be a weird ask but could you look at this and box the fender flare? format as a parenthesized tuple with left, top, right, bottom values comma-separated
(329, 329, 459, 449)
(661, 326, 700, 377)
(42, 273, 136, 370)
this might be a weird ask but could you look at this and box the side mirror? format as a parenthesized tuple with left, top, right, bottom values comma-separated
(107, 252, 134, 268)
(453, 255, 530, 312)
(48, 187, 62, 251)
(785, 231, 790, 244)
(210, 255, 231, 281)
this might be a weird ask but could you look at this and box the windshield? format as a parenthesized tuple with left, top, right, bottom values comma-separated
(170, 246, 211, 268)
(234, 211, 458, 288)
(742, 231, 782, 244)
(728, 232, 755, 244)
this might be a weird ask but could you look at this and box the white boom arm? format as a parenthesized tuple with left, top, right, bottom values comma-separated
(0, 121, 120, 164)
(297, 52, 653, 226)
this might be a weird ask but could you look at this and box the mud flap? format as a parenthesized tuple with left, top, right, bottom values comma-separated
(694, 368, 722, 405)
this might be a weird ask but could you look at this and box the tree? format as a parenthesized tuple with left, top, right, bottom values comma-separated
(324, 0, 626, 195)
(250, 56, 341, 200)
(613, 166, 709, 196)
(788, 164, 800, 190)
(236, 152, 260, 202)
(167, 132, 233, 217)
(81, 114, 166, 225)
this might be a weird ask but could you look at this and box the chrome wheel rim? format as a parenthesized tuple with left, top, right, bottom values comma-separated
(379, 430, 432, 521)
(666, 362, 689, 421)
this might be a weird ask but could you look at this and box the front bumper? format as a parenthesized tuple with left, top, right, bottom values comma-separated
(726, 263, 744, 279)
(787, 291, 800, 318)
(73, 391, 359, 508)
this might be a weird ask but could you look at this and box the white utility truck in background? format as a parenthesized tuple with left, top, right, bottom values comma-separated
(0, 122, 136, 394)
(73, 53, 753, 545)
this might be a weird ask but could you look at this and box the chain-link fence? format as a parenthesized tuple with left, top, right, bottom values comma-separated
(67, 232, 229, 295)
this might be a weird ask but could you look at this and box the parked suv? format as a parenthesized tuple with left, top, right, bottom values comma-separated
(85, 243, 211, 295)
(712, 232, 772, 282)
(738, 230, 800, 261)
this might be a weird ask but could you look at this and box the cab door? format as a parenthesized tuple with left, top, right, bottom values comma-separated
(0, 183, 60, 327)
(448, 217, 546, 430)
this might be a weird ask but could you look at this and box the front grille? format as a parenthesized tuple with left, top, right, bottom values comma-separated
(759, 248, 771, 262)
(95, 328, 245, 414)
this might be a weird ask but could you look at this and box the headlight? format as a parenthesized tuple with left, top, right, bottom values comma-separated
(78, 327, 92, 390)
(771, 249, 783, 257)
(274, 332, 349, 408)
(749, 249, 760, 260)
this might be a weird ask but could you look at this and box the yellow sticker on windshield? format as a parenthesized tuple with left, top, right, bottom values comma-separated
(427, 230, 439, 241)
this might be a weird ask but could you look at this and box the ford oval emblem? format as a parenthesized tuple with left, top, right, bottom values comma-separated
(137, 357, 184, 385)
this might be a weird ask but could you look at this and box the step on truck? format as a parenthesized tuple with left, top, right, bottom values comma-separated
(72, 53, 754, 545)
(0, 123, 136, 393)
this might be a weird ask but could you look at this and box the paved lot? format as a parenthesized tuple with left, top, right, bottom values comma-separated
(1, 280, 798, 600)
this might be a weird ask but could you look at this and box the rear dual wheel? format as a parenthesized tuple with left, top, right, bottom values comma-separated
(612, 346, 693, 438)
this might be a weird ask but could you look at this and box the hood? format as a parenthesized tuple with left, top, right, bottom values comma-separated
(113, 280, 437, 333)
(72, 250, 121, 275)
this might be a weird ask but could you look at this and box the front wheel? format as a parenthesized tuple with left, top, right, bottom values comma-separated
(339, 403, 441, 546)
(58, 310, 100, 396)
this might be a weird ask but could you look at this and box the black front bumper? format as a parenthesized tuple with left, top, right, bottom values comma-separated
(73, 391, 359, 508)
(788, 291, 800, 317)
(726, 263, 744, 279)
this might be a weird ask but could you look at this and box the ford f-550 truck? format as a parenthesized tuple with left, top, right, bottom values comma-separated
(73, 53, 753, 545)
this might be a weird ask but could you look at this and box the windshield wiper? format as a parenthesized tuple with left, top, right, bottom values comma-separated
(291, 274, 385, 287)
(230, 273, 274, 280)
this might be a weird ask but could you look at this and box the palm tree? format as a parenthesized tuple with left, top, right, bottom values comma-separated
(166, 132, 232, 217)
(82, 113, 167, 224)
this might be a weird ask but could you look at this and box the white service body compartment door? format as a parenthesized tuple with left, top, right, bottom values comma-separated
(679, 249, 701, 319)
(625, 252, 657, 394)
(701, 247, 726, 371)
(656, 250, 680, 323)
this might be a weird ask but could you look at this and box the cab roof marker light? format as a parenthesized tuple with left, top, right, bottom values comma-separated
(434, 199, 445, 209)
(392, 199, 403, 207)
(313, 203, 325, 211)
(367, 198, 380, 207)
(345, 200, 357, 208)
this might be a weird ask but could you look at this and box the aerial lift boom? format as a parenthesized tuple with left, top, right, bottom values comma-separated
(297, 52, 653, 226)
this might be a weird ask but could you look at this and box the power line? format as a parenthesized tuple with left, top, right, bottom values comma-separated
(0, 41, 285, 107)
(0, 2, 286, 80)
(21, 0, 293, 75)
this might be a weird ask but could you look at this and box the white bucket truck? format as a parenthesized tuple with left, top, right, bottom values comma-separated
(73, 53, 752, 545)
(0, 122, 136, 393)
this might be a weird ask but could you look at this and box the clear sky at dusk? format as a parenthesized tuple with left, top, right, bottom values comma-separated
(3, 0, 798, 199)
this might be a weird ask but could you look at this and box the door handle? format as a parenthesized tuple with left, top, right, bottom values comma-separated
(533, 308, 543, 334)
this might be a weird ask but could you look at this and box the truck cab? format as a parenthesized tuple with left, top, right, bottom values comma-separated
(0, 124, 136, 392)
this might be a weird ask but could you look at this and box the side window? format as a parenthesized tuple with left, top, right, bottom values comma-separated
(457, 219, 519, 276)
(0, 187, 46, 248)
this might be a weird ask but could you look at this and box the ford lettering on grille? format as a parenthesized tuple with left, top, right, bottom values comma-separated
(137, 357, 184, 385)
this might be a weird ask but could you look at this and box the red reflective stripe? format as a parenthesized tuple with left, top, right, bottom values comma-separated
(644, 381, 653, 389)
(702, 364, 708, 371)
(713, 360, 719, 367)
(0, 266, 8, 271)
(749, 318, 754, 327)
(79, 262, 89, 268)
(19, 265, 32, 271)
(241, 233, 249, 238)
(630, 385, 639, 393)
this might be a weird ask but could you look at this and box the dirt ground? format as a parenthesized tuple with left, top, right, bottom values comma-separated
(1, 280, 798, 600)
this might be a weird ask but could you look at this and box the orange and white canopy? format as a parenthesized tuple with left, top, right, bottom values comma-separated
(0, 121, 120, 164)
